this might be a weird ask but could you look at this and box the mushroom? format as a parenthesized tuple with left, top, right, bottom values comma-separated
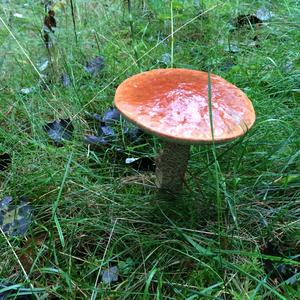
(114, 68, 255, 192)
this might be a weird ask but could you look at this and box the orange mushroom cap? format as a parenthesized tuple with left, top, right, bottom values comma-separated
(114, 68, 256, 144)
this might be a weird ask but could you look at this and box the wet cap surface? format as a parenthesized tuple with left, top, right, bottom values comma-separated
(114, 68, 256, 144)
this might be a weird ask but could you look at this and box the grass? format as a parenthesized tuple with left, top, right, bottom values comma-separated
(0, 0, 300, 299)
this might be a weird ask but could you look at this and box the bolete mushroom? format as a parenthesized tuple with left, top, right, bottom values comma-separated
(114, 68, 255, 192)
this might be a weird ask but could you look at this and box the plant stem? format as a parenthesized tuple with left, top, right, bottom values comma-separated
(70, 0, 78, 43)
(155, 141, 190, 193)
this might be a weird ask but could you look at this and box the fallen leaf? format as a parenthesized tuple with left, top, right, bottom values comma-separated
(84, 56, 105, 76)
(20, 87, 36, 95)
(18, 233, 47, 272)
(61, 73, 71, 87)
(0, 196, 12, 209)
(125, 157, 155, 172)
(38, 60, 49, 72)
(98, 125, 115, 138)
(256, 7, 273, 21)
(84, 112, 102, 122)
(13, 13, 24, 18)
(85, 135, 110, 145)
(84, 108, 120, 150)
(102, 107, 120, 125)
(84, 135, 110, 148)
(43, 9, 56, 48)
(125, 157, 140, 164)
(159, 53, 171, 66)
(44, 10, 56, 32)
(44, 118, 74, 145)
(0, 196, 33, 237)
(261, 241, 300, 284)
(84, 108, 149, 157)
(101, 266, 118, 284)
(123, 123, 145, 145)
(233, 14, 262, 28)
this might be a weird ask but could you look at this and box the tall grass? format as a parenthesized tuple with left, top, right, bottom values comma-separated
(0, 0, 299, 299)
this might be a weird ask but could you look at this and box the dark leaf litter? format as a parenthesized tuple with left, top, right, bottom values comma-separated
(261, 241, 300, 285)
(84, 107, 154, 171)
(99, 125, 116, 138)
(102, 266, 118, 284)
(0, 153, 11, 171)
(233, 14, 262, 28)
(61, 73, 71, 87)
(84, 107, 139, 146)
(159, 53, 171, 66)
(20, 87, 36, 95)
(225, 7, 273, 54)
(125, 157, 155, 172)
(43, 9, 56, 49)
(84, 135, 111, 148)
(0, 196, 32, 237)
(84, 109, 120, 147)
(102, 107, 121, 125)
(255, 7, 273, 21)
(232, 7, 273, 29)
(124, 126, 145, 145)
(38, 60, 49, 72)
(44, 118, 74, 146)
(85, 56, 105, 76)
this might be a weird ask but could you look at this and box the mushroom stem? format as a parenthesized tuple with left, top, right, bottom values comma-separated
(155, 141, 190, 192)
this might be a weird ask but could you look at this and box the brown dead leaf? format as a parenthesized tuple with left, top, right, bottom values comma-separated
(18, 233, 47, 272)
(43, 10, 56, 48)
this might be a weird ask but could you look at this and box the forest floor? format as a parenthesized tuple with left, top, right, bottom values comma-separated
(0, 0, 299, 299)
